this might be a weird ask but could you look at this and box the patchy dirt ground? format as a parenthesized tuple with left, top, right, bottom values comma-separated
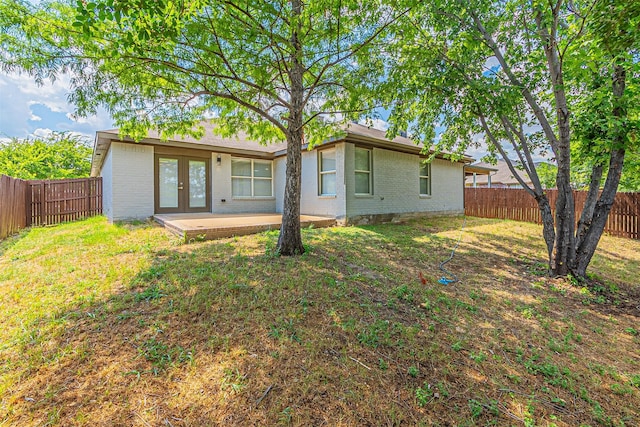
(1, 216, 638, 426)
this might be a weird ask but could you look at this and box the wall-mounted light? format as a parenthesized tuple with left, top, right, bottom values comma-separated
(216, 154, 222, 166)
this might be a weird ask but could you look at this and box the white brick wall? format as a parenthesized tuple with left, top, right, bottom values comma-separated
(211, 152, 276, 214)
(345, 143, 464, 218)
(431, 157, 465, 213)
(299, 143, 347, 219)
(99, 140, 463, 223)
(100, 146, 113, 220)
(108, 142, 154, 221)
(274, 156, 286, 213)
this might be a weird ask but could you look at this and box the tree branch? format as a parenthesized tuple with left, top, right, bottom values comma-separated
(468, 8, 560, 155)
(477, 112, 536, 196)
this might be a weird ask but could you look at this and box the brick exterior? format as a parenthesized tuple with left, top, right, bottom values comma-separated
(99, 140, 464, 224)
(100, 146, 113, 220)
(344, 143, 464, 223)
(274, 156, 286, 213)
(299, 143, 347, 220)
(211, 152, 276, 214)
(102, 142, 154, 221)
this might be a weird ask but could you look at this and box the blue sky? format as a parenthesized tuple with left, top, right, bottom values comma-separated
(0, 71, 114, 143)
(0, 68, 493, 161)
(0, 1, 497, 159)
(0, 69, 395, 145)
(0, 71, 490, 161)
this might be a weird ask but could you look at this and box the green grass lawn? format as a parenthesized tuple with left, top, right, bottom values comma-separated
(1, 216, 638, 426)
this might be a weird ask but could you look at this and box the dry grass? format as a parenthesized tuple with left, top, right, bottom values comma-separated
(0, 216, 638, 426)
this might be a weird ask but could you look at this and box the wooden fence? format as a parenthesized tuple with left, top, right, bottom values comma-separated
(465, 188, 640, 240)
(28, 177, 103, 227)
(0, 175, 28, 239)
(0, 176, 102, 238)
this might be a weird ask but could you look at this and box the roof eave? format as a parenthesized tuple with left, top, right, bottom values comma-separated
(345, 132, 474, 163)
(90, 132, 280, 177)
(90, 131, 113, 177)
(91, 127, 475, 171)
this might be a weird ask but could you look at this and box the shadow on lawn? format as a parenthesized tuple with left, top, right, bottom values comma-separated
(465, 229, 640, 318)
(0, 228, 31, 257)
(3, 220, 639, 426)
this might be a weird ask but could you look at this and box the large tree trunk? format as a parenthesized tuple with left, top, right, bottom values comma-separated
(536, 193, 556, 265)
(572, 149, 624, 277)
(548, 76, 576, 277)
(539, 11, 575, 277)
(571, 64, 627, 278)
(276, 0, 305, 256)
(575, 164, 604, 249)
(277, 129, 304, 255)
(553, 176, 575, 276)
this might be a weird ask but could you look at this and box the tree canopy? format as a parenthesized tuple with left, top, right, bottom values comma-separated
(0, 132, 92, 179)
(1, 0, 637, 275)
(1, 0, 403, 254)
(379, 0, 639, 278)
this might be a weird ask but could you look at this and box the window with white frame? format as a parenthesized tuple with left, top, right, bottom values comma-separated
(231, 158, 273, 197)
(354, 147, 372, 195)
(419, 161, 431, 196)
(319, 149, 336, 196)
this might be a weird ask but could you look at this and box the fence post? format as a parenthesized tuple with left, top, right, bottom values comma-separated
(39, 182, 46, 226)
(25, 182, 31, 227)
(86, 178, 91, 218)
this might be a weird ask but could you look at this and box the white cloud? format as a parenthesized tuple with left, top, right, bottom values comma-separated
(0, 71, 113, 139)
(484, 56, 500, 70)
(65, 112, 107, 128)
(30, 127, 89, 141)
(32, 128, 54, 138)
(203, 110, 218, 119)
(15, 73, 73, 113)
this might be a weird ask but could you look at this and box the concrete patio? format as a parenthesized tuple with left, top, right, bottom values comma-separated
(154, 212, 337, 241)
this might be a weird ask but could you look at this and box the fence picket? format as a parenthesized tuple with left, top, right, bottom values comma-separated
(0, 175, 28, 239)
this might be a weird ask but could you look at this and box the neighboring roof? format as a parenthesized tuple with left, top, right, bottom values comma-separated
(464, 164, 497, 176)
(91, 121, 474, 176)
(466, 160, 531, 186)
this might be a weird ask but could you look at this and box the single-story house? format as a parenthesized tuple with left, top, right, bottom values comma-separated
(465, 160, 528, 189)
(91, 122, 472, 225)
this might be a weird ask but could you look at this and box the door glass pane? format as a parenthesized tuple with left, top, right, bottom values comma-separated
(254, 179, 272, 197)
(159, 158, 179, 208)
(253, 161, 272, 178)
(231, 159, 251, 176)
(189, 160, 207, 208)
(355, 171, 370, 194)
(232, 177, 252, 196)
